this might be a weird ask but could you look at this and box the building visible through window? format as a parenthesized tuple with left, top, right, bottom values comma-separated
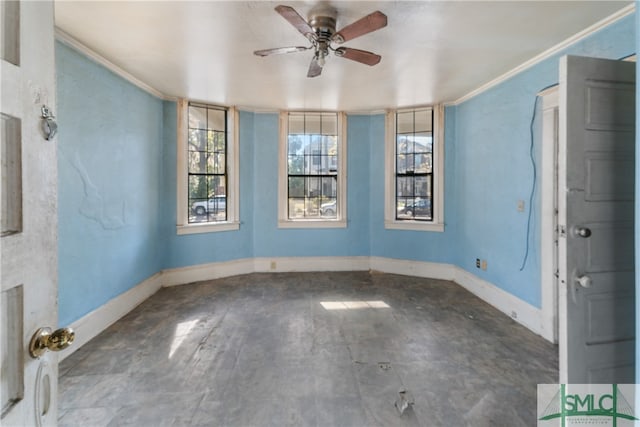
(286, 112, 339, 219)
(395, 108, 433, 221)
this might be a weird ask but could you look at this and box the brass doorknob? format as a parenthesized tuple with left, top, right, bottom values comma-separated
(29, 327, 75, 358)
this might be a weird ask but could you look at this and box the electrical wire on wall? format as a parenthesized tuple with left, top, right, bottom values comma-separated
(519, 96, 539, 271)
(520, 83, 557, 272)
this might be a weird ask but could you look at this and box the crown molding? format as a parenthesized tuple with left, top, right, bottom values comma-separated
(448, 3, 635, 106)
(55, 27, 176, 101)
(56, 2, 635, 110)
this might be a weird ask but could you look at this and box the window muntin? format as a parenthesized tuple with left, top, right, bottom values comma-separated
(286, 112, 339, 220)
(187, 103, 227, 224)
(395, 108, 433, 221)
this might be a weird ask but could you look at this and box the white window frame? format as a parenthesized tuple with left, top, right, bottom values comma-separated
(384, 105, 445, 232)
(176, 99, 240, 235)
(278, 111, 347, 228)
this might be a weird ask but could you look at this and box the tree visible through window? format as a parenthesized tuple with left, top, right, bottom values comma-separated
(396, 108, 433, 221)
(187, 103, 227, 224)
(287, 112, 339, 219)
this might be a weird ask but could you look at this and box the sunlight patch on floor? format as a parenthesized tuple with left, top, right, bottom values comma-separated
(320, 301, 390, 310)
(168, 319, 199, 358)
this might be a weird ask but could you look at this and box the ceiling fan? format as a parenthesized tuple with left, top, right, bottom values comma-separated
(254, 5, 387, 78)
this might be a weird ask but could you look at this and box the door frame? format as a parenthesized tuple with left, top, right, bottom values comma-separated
(540, 85, 560, 345)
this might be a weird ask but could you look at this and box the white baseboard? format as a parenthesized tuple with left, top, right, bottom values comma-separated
(64, 257, 545, 358)
(161, 258, 254, 287)
(61, 272, 163, 361)
(369, 257, 455, 281)
(452, 267, 542, 336)
(253, 256, 370, 273)
(368, 257, 543, 337)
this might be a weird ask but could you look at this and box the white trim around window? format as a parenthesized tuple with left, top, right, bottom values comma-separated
(278, 111, 347, 228)
(176, 99, 240, 235)
(384, 105, 445, 232)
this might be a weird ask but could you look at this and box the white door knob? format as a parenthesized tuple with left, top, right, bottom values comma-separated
(575, 275, 592, 288)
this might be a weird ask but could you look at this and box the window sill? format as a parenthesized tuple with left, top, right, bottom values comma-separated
(384, 220, 444, 232)
(177, 221, 240, 235)
(278, 219, 347, 229)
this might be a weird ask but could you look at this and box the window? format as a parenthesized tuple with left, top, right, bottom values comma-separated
(177, 100, 239, 234)
(278, 111, 346, 228)
(385, 106, 444, 232)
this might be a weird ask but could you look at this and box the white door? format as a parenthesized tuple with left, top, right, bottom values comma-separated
(1, 1, 67, 425)
(558, 55, 635, 383)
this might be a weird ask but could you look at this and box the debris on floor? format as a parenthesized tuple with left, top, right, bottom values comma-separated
(395, 389, 415, 415)
(378, 361, 391, 371)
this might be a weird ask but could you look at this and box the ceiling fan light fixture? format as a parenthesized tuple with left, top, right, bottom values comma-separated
(317, 53, 326, 67)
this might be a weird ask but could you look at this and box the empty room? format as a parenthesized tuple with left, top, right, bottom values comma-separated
(1, 1, 638, 426)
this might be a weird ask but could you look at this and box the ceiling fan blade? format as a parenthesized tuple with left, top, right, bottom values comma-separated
(307, 57, 323, 78)
(254, 46, 309, 57)
(275, 5, 314, 39)
(335, 47, 381, 66)
(332, 11, 387, 44)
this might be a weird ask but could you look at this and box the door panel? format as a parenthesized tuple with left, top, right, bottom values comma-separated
(0, 1, 59, 425)
(558, 55, 635, 383)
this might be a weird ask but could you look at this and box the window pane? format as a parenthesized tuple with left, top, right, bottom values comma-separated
(415, 153, 431, 173)
(396, 198, 411, 219)
(414, 109, 432, 132)
(288, 155, 303, 174)
(413, 133, 432, 153)
(288, 177, 304, 198)
(309, 136, 321, 157)
(189, 151, 206, 173)
(207, 109, 225, 132)
(307, 177, 321, 198)
(305, 197, 320, 217)
(321, 113, 337, 135)
(207, 153, 225, 174)
(328, 155, 337, 173)
(189, 107, 207, 130)
(289, 199, 305, 218)
(211, 176, 226, 196)
(322, 176, 336, 197)
(207, 131, 225, 152)
(397, 111, 413, 134)
(189, 129, 207, 151)
(415, 176, 429, 197)
(288, 134, 305, 155)
(397, 154, 407, 174)
(289, 114, 305, 134)
(189, 175, 208, 199)
(397, 176, 414, 197)
(397, 135, 410, 154)
(306, 114, 321, 134)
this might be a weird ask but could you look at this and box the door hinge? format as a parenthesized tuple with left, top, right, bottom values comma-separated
(558, 225, 566, 237)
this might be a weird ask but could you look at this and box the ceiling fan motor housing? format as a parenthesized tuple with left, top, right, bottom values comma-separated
(310, 16, 337, 39)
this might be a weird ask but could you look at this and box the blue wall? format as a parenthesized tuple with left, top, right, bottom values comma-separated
(57, 11, 636, 326)
(160, 106, 254, 269)
(57, 42, 164, 326)
(450, 13, 635, 307)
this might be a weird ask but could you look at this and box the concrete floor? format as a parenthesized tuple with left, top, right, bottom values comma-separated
(58, 272, 558, 426)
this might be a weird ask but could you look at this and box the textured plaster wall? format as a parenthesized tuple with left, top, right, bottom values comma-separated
(57, 42, 164, 326)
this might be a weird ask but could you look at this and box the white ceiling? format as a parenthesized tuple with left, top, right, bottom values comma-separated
(54, 1, 632, 111)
